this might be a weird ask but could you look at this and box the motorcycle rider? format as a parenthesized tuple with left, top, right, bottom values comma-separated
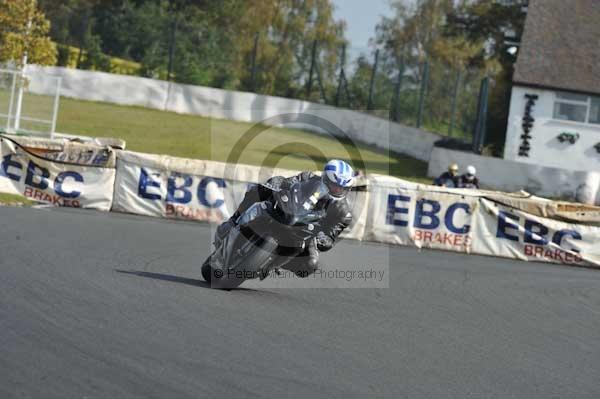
(214, 159, 355, 277)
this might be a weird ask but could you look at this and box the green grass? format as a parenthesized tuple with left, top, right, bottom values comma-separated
(0, 193, 34, 206)
(1, 91, 429, 182)
(55, 97, 429, 182)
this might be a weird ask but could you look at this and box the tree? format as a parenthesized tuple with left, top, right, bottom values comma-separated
(35, 0, 346, 99)
(235, 0, 345, 97)
(445, 0, 526, 69)
(445, 0, 527, 153)
(376, 0, 454, 64)
(79, 27, 111, 71)
(374, 0, 472, 130)
(0, 0, 56, 67)
(370, 0, 526, 145)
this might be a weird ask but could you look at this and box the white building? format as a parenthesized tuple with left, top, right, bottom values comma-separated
(503, 0, 600, 172)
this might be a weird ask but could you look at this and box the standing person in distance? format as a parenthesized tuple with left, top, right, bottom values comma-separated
(434, 163, 460, 188)
(459, 165, 480, 189)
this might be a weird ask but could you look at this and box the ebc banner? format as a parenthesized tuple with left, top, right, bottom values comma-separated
(113, 155, 235, 223)
(472, 198, 600, 268)
(367, 182, 476, 253)
(366, 178, 600, 268)
(0, 136, 115, 210)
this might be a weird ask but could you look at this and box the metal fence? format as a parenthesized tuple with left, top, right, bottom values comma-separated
(231, 43, 491, 150)
(0, 68, 61, 137)
(299, 46, 491, 150)
(58, 38, 494, 150)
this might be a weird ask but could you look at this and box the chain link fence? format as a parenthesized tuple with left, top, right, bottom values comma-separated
(292, 45, 491, 149)
(57, 38, 493, 149)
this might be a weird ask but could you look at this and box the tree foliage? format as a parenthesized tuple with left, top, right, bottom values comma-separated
(0, 0, 56, 67)
(445, 0, 527, 152)
(36, 0, 344, 92)
(371, 0, 526, 149)
(11, 0, 526, 148)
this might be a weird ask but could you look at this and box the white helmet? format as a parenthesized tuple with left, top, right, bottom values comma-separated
(322, 159, 355, 200)
(465, 165, 476, 180)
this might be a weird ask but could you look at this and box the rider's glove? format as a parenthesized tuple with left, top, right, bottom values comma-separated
(216, 218, 235, 240)
(316, 231, 333, 251)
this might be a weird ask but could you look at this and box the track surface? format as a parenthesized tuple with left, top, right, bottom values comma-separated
(1, 206, 599, 398)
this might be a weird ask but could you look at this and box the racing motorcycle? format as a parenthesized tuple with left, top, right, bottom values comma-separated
(201, 178, 327, 289)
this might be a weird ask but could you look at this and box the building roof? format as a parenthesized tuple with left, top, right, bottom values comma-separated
(513, 0, 600, 95)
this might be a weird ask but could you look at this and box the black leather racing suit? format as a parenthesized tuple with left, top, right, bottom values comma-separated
(433, 172, 459, 188)
(458, 174, 480, 189)
(216, 171, 353, 277)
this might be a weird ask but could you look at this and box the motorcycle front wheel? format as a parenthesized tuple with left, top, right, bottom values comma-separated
(201, 253, 245, 290)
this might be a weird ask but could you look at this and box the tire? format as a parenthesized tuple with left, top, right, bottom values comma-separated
(201, 257, 213, 283)
(201, 254, 245, 289)
(202, 235, 278, 290)
(232, 236, 278, 280)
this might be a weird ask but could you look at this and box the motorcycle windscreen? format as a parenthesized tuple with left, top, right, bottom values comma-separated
(275, 180, 327, 226)
(237, 201, 273, 226)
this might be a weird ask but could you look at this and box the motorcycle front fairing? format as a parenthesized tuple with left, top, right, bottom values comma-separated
(215, 201, 277, 277)
(271, 179, 328, 245)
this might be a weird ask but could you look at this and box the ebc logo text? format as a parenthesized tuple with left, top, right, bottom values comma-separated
(1, 155, 84, 207)
(137, 168, 227, 220)
(496, 211, 583, 263)
(386, 194, 472, 247)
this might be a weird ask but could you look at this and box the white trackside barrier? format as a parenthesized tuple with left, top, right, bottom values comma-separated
(0, 135, 116, 210)
(428, 146, 600, 205)
(365, 174, 600, 267)
(2, 133, 600, 268)
(113, 150, 244, 223)
(24, 65, 441, 162)
(111, 150, 369, 241)
(26, 65, 600, 206)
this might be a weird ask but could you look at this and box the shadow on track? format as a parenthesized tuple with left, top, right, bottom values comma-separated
(114, 269, 261, 292)
(116, 269, 209, 287)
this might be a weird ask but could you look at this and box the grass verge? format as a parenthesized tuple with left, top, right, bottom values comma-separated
(1, 92, 431, 183)
(55, 97, 430, 182)
(0, 193, 35, 206)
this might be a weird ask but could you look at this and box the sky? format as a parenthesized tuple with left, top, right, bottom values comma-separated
(332, 0, 395, 51)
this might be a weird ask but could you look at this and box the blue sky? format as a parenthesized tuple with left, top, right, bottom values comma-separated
(332, 0, 394, 51)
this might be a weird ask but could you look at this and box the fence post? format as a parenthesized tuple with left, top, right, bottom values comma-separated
(472, 76, 490, 154)
(343, 73, 352, 108)
(50, 77, 62, 139)
(306, 39, 318, 99)
(6, 71, 16, 132)
(167, 15, 178, 81)
(76, 14, 90, 68)
(249, 32, 259, 92)
(367, 49, 379, 110)
(315, 62, 328, 103)
(335, 44, 346, 106)
(416, 60, 429, 128)
(448, 70, 461, 136)
(391, 55, 405, 122)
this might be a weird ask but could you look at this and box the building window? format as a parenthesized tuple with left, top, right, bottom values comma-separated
(553, 91, 600, 125)
(590, 97, 600, 125)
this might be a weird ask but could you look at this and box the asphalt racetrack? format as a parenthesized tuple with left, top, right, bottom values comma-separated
(1, 206, 599, 398)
